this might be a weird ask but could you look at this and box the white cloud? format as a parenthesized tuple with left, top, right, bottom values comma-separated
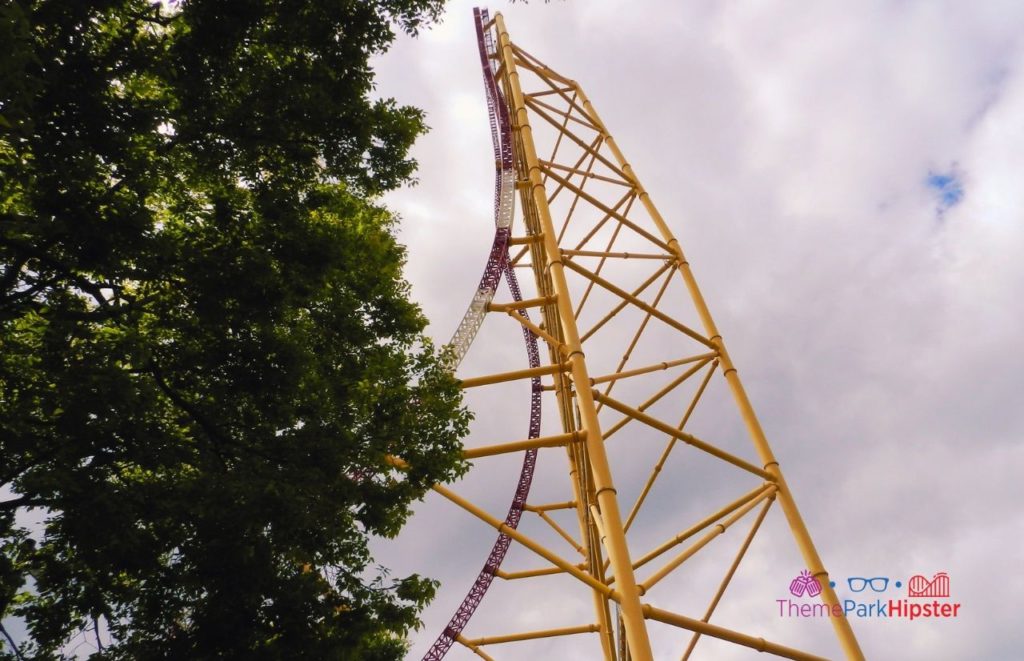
(373, 2, 1024, 658)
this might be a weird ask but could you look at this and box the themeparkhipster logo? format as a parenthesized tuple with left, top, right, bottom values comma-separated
(777, 570, 961, 621)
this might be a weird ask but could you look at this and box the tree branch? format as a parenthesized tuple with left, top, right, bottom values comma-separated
(0, 621, 26, 661)
(0, 448, 60, 492)
(147, 363, 296, 471)
(0, 495, 50, 511)
(148, 364, 231, 470)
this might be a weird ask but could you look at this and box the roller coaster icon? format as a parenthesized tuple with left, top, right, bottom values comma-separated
(908, 572, 950, 598)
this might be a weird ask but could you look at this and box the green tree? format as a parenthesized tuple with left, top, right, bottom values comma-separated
(0, 1, 469, 658)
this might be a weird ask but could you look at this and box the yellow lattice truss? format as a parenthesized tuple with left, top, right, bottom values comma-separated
(403, 12, 865, 661)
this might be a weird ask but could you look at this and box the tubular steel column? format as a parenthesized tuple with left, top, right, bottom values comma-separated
(493, 13, 655, 661)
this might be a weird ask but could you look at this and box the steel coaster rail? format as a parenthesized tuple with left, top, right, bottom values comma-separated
(422, 8, 542, 660)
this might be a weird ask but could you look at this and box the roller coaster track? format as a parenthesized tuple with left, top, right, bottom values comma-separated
(422, 8, 541, 660)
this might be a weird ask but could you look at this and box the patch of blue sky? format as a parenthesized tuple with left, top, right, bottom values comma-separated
(926, 170, 964, 210)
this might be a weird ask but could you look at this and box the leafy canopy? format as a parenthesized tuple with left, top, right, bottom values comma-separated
(0, 0, 469, 658)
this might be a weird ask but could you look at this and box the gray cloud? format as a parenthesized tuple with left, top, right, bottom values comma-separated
(372, 2, 1024, 659)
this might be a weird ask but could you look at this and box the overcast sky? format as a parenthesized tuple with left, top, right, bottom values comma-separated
(371, 1, 1024, 660)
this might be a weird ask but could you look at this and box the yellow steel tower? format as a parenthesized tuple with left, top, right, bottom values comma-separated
(406, 10, 865, 661)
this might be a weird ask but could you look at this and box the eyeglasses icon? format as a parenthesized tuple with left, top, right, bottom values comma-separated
(847, 577, 889, 592)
